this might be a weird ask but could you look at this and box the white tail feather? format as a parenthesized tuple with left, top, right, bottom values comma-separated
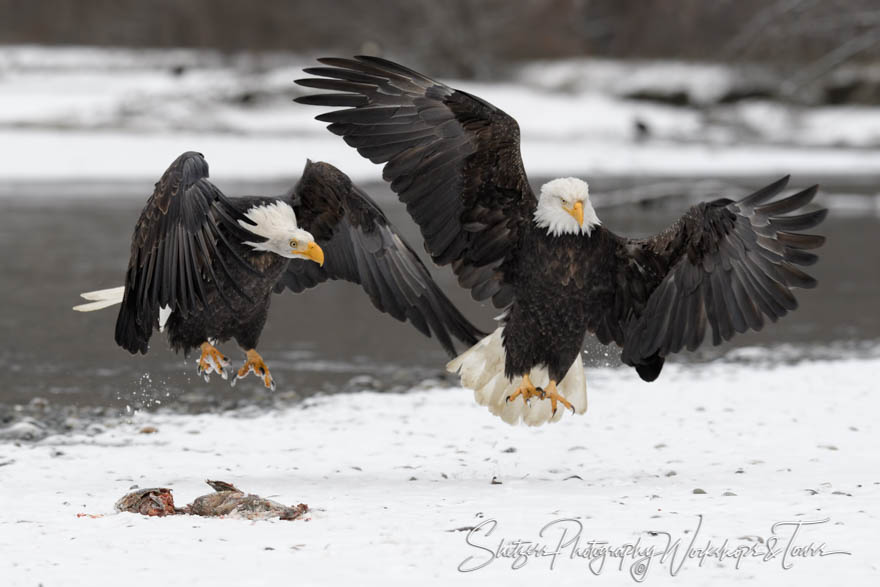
(447, 327, 588, 426)
(158, 305, 172, 332)
(73, 286, 171, 332)
(73, 286, 125, 312)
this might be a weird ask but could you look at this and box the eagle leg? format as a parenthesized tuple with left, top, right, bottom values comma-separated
(540, 380, 575, 415)
(197, 341, 230, 381)
(505, 374, 542, 406)
(231, 349, 275, 391)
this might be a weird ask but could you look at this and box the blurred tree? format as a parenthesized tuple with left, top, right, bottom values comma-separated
(1, 0, 878, 77)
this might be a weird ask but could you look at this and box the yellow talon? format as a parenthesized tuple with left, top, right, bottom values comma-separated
(506, 374, 543, 405)
(197, 341, 229, 381)
(541, 380, 574, 414)
(505, 376, 574, 415)
(233, 349, 275, 391)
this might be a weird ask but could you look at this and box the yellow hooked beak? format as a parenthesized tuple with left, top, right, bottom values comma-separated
(295, 241, 324, 266)
(564, 201, 584, 226)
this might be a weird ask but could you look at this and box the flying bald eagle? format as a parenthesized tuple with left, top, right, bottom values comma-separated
(75, 151, 482, 389)
(295, 56, 827, 425)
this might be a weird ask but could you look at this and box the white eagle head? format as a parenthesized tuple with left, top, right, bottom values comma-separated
(238, 201, 324, 265)
(534, 177, 600, 237)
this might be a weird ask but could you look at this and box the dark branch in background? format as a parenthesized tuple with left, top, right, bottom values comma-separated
(0, 0, 879, 79)
(721, 0, 818, 60)
(783, 28, 880, 96)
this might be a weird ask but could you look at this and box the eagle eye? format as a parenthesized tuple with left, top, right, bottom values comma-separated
(289, 239, 298, 248)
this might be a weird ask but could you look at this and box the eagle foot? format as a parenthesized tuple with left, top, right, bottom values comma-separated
(506, 374, 542, 406)
(231, 349, 275, 391)
(541, 380, 575, 415)
(197, 342, 229, 381)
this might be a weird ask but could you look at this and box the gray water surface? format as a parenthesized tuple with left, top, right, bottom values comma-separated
(1, 177, 877, 414)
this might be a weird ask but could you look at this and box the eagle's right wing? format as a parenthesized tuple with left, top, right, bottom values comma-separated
(115, 151, 257, 354)
(296, 56, 536, 309)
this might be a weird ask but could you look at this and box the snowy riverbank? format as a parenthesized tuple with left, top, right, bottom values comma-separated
(1, 46, 878, 184)
(1, 356, 877, 586)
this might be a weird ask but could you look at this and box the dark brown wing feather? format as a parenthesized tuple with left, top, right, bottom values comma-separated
(115, 152, 256, 354)
(295, 56, 535, 309)
(274, 161, 484, 357)
(617, 176, 826, 367)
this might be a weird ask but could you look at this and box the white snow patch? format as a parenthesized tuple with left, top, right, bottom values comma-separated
(2, 129, 878, 185)
(518, 58, 743, 105)
(0, 356, 877, 585)
(1, 46, 879, 186)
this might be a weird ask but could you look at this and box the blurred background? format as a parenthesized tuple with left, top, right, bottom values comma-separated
(0, 0, 878, 435)
(4, 0, 880, 82)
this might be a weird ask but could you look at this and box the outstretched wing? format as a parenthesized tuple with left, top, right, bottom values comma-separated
(275, 161, 484, 357)
(296, 56, 535, 308)
(616, 176, 826, 370)
(115, 151, 257, 354)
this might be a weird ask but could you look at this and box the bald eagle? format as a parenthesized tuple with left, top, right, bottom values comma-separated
(295, 56, 827, 425)
(75, 151, 482, 389)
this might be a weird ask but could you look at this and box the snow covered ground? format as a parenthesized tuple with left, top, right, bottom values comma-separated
(1, 46, 878, 184)
(1, 354, 877, 586)
(2, 46, 877, 586)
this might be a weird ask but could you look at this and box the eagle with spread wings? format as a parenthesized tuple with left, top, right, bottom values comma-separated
(295, 56, 827, 425)
(75, 151, 482, 389)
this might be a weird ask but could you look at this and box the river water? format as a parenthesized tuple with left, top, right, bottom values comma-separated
(1, 176, 877, 414)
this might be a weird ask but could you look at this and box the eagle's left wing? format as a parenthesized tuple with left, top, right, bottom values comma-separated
(274, 161, 484, 357)
(607, 177, 826, 377)
(295, 56, 537, 309)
